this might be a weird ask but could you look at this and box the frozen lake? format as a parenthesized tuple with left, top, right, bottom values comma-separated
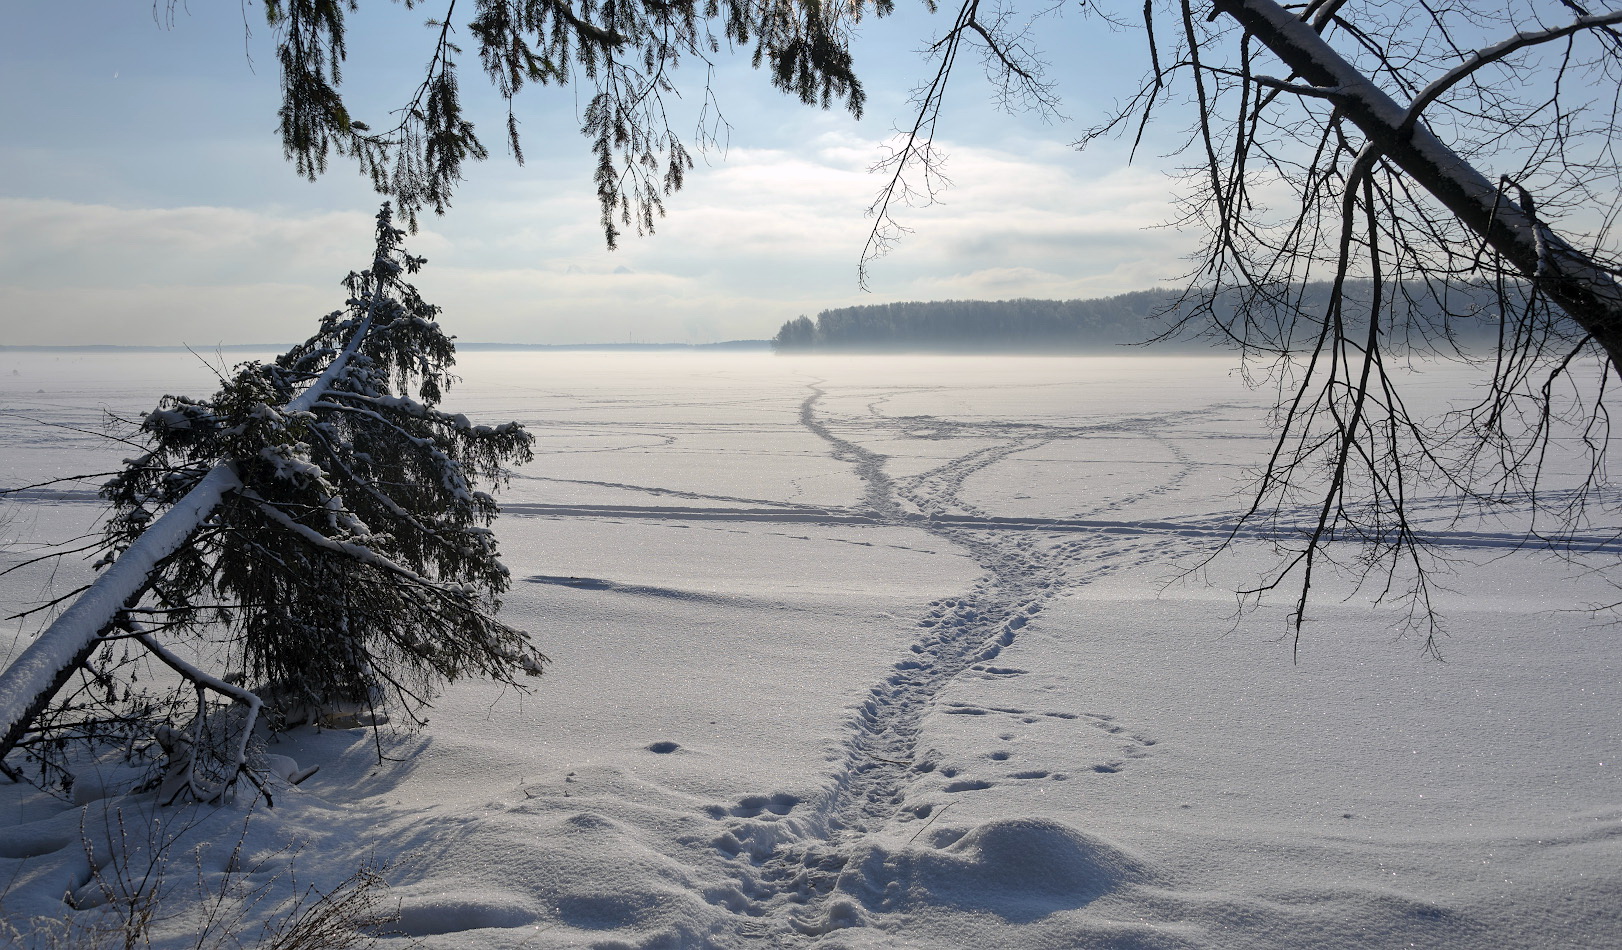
(2, 350, 1619, 948)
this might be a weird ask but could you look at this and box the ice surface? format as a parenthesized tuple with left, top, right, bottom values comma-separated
(2, 352, 1619, 948)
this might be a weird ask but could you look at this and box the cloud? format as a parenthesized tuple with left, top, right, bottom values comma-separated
(0, 281, 338, 347)
(0, 135, 1196, 345)
(0, 199, 390, 289)
(0, 201, 394, 345)
(594, 133, 1195, 299)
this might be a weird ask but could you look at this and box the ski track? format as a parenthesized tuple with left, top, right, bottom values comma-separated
(708, 384, 1176, 943)
(15, 494, 1618, 556)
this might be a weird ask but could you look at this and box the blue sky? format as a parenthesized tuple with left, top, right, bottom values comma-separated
(1, 1, 1199, 345)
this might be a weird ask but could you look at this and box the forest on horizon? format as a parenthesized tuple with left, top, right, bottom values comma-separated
(772, 282, 1510, 354)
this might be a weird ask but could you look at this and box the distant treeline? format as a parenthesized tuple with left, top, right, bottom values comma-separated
(772, 283, 1512, 353)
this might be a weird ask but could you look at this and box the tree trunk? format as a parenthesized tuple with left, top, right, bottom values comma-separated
(0, 465, 242, 761)
(1210, 0, 1622, 373)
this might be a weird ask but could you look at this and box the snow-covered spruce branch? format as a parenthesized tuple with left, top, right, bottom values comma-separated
(316, 389, 526, 438)
(242, 491, 473, 599)
(295, 424, 460, 547)
(118, 617, 277, 805)
(304, 400, 483, 503)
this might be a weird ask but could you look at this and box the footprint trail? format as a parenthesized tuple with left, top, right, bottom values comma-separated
(709, 384, 1177, 941)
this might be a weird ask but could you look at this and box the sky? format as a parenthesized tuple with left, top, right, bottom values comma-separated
(0, 1, 1203, 346)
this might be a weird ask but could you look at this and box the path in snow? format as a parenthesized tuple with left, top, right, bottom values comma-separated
(710, 384, 1175, 941)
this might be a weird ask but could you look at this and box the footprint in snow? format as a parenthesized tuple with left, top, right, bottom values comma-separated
(930, 704, 1158, 779)
(969, 664, 1029, 678)
(725, 792, 801, 819)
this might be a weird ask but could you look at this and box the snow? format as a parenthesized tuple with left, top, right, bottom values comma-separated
(2, 351, 1620, 948)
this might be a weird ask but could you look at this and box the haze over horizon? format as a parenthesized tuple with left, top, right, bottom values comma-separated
(1, 2, 1202, 348)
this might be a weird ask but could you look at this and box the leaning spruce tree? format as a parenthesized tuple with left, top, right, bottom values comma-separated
(0, 205, 543, 799)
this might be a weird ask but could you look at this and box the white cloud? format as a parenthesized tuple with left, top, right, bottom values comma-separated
(0, 282, 338, 347)
(0, 199, 390, 288)
(0, 201, 403, 345)
(0, 135, 1197, 345)
(616, 134, 1194, 295)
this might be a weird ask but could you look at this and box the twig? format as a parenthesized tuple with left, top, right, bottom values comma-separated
(907, 801, 956, 845)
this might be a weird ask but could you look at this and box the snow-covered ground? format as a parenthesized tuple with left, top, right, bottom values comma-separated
(2, 351, 1619, 948)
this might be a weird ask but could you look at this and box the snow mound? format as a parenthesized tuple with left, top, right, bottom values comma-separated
(845, 817, 1150, 922)
(377, 801, 731, 949)
(392, 893, 539, 936)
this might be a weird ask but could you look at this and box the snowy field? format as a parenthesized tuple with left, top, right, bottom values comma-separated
(2, 350, 1620, 948)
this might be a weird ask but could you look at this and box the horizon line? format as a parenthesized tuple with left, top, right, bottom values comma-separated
(0, 340, 774, 352)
